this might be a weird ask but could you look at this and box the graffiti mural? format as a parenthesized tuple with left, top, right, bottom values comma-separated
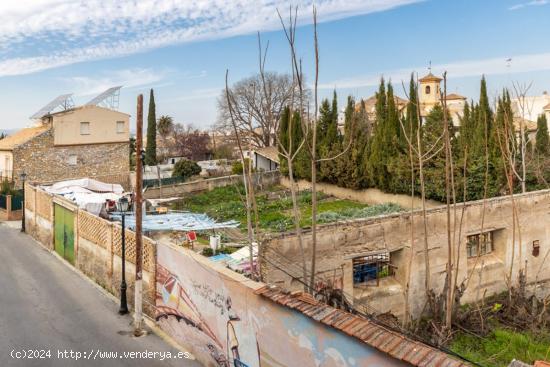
(155, 243, 407, 367)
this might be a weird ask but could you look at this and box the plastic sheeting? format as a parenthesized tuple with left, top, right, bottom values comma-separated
(43, 178, 124, 216)
(46, 178, 124, 195)
(208, 243, 258, 274)
(110, 212, 240, 232)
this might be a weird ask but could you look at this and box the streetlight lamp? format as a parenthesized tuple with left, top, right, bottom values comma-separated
(20, 172, 27, 233)
(117, 196, 130, 315)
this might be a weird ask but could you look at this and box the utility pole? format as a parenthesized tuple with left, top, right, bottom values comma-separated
(134, 94, 145, 336)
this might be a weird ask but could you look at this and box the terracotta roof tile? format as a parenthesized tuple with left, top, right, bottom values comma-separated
(419, 73, 443, 83)
(0, 125, 50, 151)
(255, 285, 470, 367)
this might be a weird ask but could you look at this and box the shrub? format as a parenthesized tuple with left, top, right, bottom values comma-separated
(0, 179, 17, 196)
(232, 158, 253, 175)
(172, 159, 201, 180)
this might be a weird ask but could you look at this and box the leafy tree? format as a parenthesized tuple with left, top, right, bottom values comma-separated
(535, 114, 549, 156)
(172, 159, 201, 180)
(145, 89, 157, 166)
(157, 115, 174, 139)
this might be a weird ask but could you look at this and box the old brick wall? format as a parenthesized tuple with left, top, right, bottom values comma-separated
(13, 128, 129, 187)
(261, 189, 550, 319)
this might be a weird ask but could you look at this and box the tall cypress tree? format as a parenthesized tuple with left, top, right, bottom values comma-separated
(535, 114, 549, 156)
(367, 79, 403, 191)
(145, 89, 157, 166)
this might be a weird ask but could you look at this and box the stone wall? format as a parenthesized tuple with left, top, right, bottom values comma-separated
(143, 170, 280, 199)
(24, 184, 156, 317)
(13, 128, 129, 187)
(280, 177, 441, 209)
(261, 189, 550, 319)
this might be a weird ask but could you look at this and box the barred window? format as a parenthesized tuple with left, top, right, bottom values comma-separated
(467, 232, 493, 258)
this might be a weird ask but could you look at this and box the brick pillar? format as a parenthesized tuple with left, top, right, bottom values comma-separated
(6, 195, 12, 220)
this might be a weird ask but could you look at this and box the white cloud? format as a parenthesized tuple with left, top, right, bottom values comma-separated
(66, 68, 170, 97)
(0, 0, 421, 77)
(508, 0, 548, 10)
(319, 52, 550, 90)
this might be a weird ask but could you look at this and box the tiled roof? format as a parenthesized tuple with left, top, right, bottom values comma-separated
(357, 95, 408, 110)
(254, 146, 279, 163)
(419, 73, 443, 83)
(445, 93, 467, 101)
(255, 286, 469, 367)
(0, 124, 50, 151)
(543, 103, 550, 110)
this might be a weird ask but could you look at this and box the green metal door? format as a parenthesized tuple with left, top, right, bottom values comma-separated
(54, 204, 75, 265)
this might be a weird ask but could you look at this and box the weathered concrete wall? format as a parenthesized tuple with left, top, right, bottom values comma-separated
(280, 177, 441, 209)
(156, 242, 410, 367)
(24, 184, 156, 317)
(13, 128, 129, 187)
(261, 189, 550, 319)
(25, 184, 54, 249)
(143, 170, 280, 199)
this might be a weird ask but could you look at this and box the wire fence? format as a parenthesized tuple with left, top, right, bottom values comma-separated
(143, 176, 188, 188)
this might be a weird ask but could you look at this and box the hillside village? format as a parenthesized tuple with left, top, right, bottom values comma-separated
(1, 3, 550, 367)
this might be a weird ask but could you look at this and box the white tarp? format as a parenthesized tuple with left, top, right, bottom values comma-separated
(111, 212, 240, 232)
(43, 178, 124, 216)
(46, 178, 124, 195)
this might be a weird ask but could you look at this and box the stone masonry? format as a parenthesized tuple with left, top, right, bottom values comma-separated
(12, 128, 129, 186)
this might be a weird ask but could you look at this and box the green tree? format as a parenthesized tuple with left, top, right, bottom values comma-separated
(278, 106, 305, 177)
(336, 97, 369, 189)
(145, 89, 157, 166)
(172, 159, 201, 180)
(157, 115, 174, 139)
(318, 91, 340, 183)
(231, 158, 253, 175)
(367, 79, 403, 192)
(535, 114, 549, 156)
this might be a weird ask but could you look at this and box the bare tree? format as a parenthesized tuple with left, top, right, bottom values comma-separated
(511, 81, 535, 193)
(217, 72, 304, 148)
(170, 123, 212, 161)
(225, 71, 257, 276)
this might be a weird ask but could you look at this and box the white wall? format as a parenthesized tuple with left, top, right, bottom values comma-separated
(0, 151, 13, 179)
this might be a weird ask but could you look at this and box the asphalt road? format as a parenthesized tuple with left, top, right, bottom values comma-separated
(0, 222, 202, 367)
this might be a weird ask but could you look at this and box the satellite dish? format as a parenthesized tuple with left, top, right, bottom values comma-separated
(30, 94, 74, 119)
(85, 86, 122, 110)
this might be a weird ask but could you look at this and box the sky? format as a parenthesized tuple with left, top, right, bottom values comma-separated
(1, 0, 550, 130)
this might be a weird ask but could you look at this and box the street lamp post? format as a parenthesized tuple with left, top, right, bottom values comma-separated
(20, 172, 27, 233)
(117, 196, 129, 315)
